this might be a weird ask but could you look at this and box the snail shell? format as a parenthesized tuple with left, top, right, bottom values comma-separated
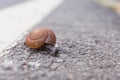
(25, 27, 56, 48)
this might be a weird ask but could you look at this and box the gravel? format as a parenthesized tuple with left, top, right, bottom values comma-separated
(0, 0, 120, 80)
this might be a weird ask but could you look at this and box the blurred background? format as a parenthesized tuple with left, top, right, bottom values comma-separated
(96, 0, 120, 15)
(0, 0, 120, 80)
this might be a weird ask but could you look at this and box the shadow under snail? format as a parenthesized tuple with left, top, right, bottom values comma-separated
(25, 27, 58, 56)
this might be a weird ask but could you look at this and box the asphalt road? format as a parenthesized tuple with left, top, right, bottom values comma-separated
(0, 0, 120, 80)
(0, 0, 27, 9)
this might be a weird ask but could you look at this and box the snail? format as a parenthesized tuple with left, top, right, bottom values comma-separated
(25, 27, 58, 56)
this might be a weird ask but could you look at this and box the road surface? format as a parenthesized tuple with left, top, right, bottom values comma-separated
(0, 0, 27, 9)
(0, 0, 120, 80)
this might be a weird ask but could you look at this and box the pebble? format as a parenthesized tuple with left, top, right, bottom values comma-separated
(59, 54, 68, 58)
(51, 63, 61, 70)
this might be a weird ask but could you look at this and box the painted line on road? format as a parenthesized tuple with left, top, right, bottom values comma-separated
(0, 0, 64, 56)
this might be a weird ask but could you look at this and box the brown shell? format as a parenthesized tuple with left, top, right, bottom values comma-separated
(44, 27, 56, 45)
(25, 27, 56, 48)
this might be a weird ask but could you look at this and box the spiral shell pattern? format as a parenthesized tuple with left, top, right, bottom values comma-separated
(25, 27, 56, 48)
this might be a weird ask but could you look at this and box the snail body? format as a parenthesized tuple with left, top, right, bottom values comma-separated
(25, 27, 56, 49)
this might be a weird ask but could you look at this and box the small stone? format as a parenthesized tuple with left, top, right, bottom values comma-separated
(55, 59, 64, 63)
(77, 62, 85, 65)
(51, 63, 60, 70)
(59, 54, 68, 58)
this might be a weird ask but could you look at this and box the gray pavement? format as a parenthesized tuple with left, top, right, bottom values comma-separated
(0, 0, 27, 9)
(0, 0, 120, 80)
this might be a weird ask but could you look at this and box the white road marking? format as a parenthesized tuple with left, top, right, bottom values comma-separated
(0, 0, 64, 55)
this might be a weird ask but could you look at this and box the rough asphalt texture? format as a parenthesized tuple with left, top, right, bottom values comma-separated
(0, 0, 120, 80)
(0, 0, 27, 9)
